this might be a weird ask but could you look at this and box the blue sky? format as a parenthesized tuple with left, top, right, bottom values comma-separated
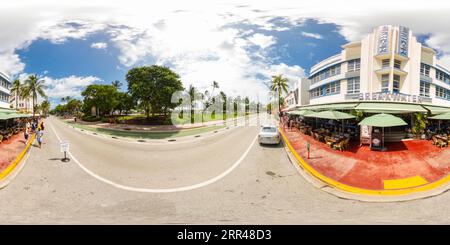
(17, 19, 346, 95)
(2, 1, 450, 107)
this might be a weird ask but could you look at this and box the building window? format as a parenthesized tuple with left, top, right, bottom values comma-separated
(394, 60, 401, 69)
(0, 78, 10, 90)
(436, 69, 450, 84)
(310, 64, 341, 84)
(393, 75, 400, 93)
(381, 74, 390, 93)
(347, 77, 360, 94)
(420, 81, 430, 97)
(347, 59, 360, 72)
(421, 63, 430, 77)
(0, 91, 9, 102)
(382, 59, 390, 69)
(310, 81, 341, 98)
(436, 86, 449, 100)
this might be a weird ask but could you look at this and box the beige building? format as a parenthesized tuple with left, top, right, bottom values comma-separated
(305, 25, 450, 112)
(10, 92, 33, 113)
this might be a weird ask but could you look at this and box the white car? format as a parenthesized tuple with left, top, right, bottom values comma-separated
(258, 125, 281, 145)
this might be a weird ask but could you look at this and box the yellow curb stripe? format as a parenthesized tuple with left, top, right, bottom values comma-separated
(384, 176, 428, 190)
(280, 128, 450, 196)
(0, 124, 40, 180)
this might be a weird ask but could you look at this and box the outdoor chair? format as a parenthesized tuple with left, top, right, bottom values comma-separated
(333, 140, 345, 151)
(437, 139, 447, 148)
(432, 136, 438, 145)
(325, 136, 334, 148)
(0, 135, 3, 143)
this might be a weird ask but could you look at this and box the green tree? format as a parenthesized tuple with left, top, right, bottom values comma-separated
(270, 74, 289, 113)
(115, 92, 134, 115)
(21, 74, 47, 117)
(40, 100, 51, 117)
(126, 65, 184, 118)
(81, 84, 119, 117)
(10, 79, 22, 110)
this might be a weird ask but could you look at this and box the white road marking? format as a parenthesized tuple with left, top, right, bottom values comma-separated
(49, 119, 258, 193)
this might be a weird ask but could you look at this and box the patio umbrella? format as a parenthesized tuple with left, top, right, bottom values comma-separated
(429, 112, 450, 132)
(429, 112, 450, 120)
(305, 110, 356, 134)
(358, 113, 407, 150)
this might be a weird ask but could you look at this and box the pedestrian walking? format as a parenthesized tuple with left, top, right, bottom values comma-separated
(24, 127, 29, 145)
(41, 121, 45, 131)
(36, 127, 44, 149)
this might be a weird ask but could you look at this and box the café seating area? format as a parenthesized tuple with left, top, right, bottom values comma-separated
(431, 134, 450, 148)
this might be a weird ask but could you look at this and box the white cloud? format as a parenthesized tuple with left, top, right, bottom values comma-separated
(43, 75, 102, 99)
(3, 0, 450, 102)
(90, 42, 108, 50)
(247, 33, 276, 49)
(301, 32, 323, 39)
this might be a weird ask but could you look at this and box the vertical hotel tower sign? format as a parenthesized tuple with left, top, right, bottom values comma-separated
(397, 26, 409, 57)
(377, 25, 390, 54)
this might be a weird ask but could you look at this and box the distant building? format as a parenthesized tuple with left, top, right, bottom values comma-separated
(0, 72, 11, 109)
(10, 92, 33, 113)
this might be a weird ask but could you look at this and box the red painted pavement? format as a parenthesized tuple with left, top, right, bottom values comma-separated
(0, 133, 27, 172)
(282, 127, 450, 190)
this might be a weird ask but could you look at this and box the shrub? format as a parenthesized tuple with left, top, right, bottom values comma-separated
(81, 115, 100, 122)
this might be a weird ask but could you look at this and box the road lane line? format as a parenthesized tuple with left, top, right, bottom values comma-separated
(49, 119, 258, 193)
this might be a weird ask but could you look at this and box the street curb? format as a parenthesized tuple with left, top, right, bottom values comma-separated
(0, 134, 35, 189)
(280, 128, 450, 202)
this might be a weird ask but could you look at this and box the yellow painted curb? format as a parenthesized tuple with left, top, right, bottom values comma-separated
(384, 176, 428, 189)
(0, 132, 36, 180)
(280, 128, 450, 196)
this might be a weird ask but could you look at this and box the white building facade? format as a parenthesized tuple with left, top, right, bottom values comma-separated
(283, 78, 310, 110)
(0, 72, 11, 109)
(307, 25, 450, 109)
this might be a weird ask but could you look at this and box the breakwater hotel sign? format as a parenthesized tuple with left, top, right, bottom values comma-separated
(303, 25, 450, 112)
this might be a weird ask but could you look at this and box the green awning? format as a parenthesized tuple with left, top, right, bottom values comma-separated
(0, 112, 17, 120)
(355, 102, 427, 114)
(358, 113, 408, 127)
(288, 110, 314, 116)
(422, 105, 450, 115)
(299, 103, 359, 111)
(305, 110, 356, 120)
(429, 112, 450, 120)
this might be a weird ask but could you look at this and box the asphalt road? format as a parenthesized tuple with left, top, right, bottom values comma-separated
(0, 116, 450, 224)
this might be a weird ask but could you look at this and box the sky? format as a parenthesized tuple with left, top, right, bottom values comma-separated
(2, 0, 450, 107)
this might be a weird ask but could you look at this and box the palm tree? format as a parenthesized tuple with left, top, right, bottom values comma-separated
(270, 74, 289, 113)
(210, 81, 219, 98)
(187, 85, 198, 124)
(10, 79, 22, 110)
(40, 100, 51, 117)
(21, 74, 47, 117)
(61, 96, 72, 103)
(112, 80, 122, 89)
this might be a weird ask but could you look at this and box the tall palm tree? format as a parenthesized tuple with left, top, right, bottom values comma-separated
(112, 80, 122, 89)
(61, 96, 72, 103)
(21, 74, 47, 117)
(40, 100, 51, 117)
(210, 81, 219, 98)
(10, 79, 22, 110)
(270, 74, 289, 113)
(187, 85, 198, 124)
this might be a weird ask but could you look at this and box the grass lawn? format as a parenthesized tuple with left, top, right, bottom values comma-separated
(64, 121, 225, 139)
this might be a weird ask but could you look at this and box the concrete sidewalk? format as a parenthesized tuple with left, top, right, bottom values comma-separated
(0, 133, 27, 173)
(282, 127, 450, 191)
